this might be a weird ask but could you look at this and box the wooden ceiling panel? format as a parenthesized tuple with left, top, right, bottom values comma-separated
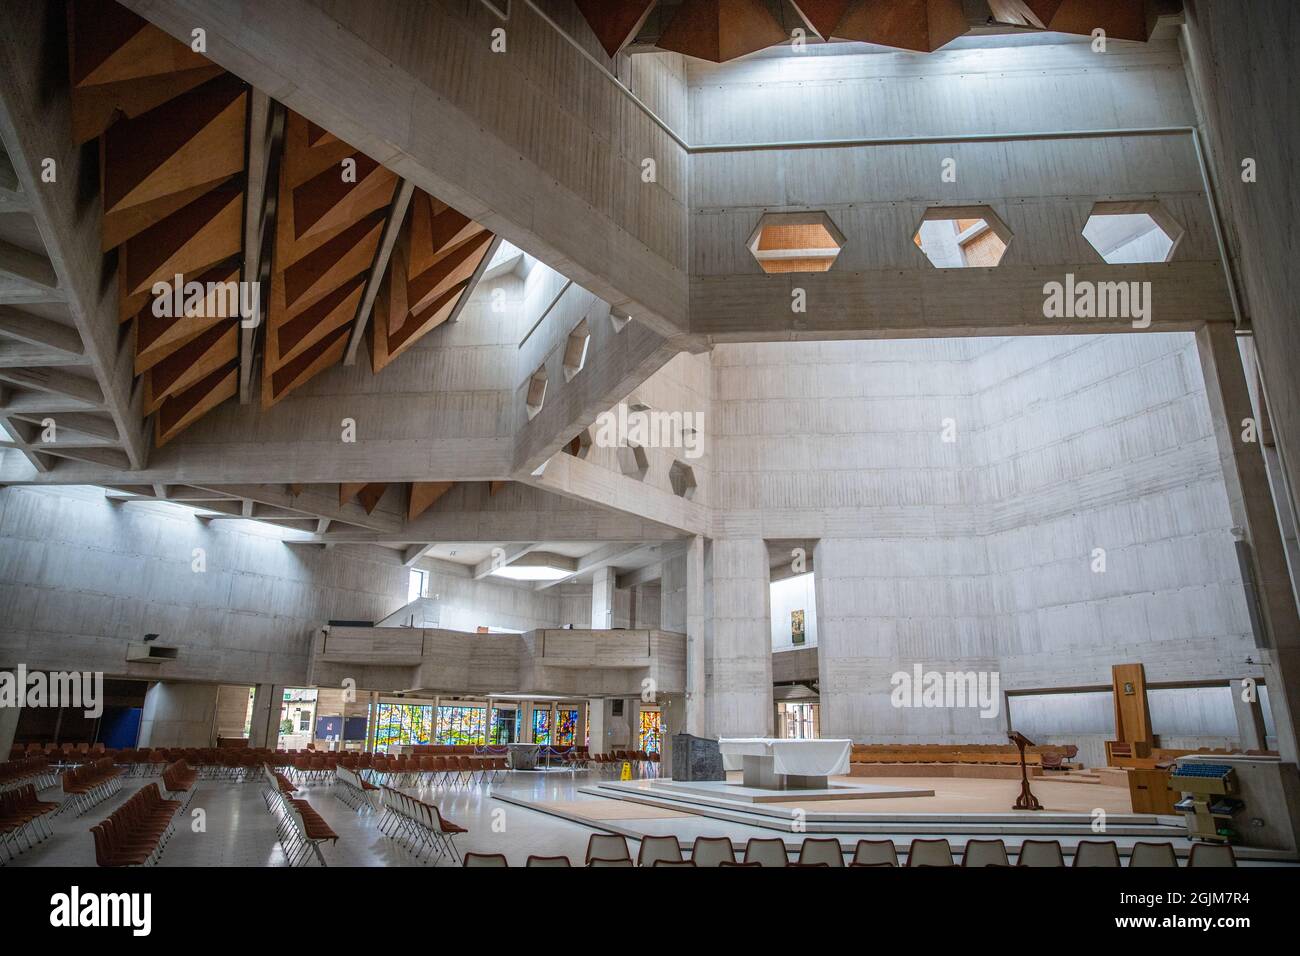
(99, 74, 247, 249)
(72, 1, 250, 448)
(994, 0, 1156, 42)
(835, 0, 968, 52)
(408, 481, 454, 521)
(116, 181, 243, 316)
(370, 188, 494, 374)
(67, 0, 223, 144)
(154, 361, 237, 446)
(143, 322, 237, 413)
(790, 0, 854, 38)
(573, 0, 659, 58)
(658, 0, 788, 63)
(262, 110, 399, 407)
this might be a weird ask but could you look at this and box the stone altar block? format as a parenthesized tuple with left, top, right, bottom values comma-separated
(670, 733, 724, 781)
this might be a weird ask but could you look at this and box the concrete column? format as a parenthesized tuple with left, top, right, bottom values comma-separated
(626, 696, 642, 752)
(588, 698, 606, 754)
(138, 682, 220, 749)
(661, 553, 687, 633)
(684, 535, 707, 736)
(520, 700, 534, 743)
(591, 566, 615, 629)
(0, 671, 20, 757)
(658, 692, 685, 776)
(365, 691, 379, 750)
(1197, 324, 1300, 763)
(576, 701, 587, 748)
(707, 538, 773, 738)
(1232, 678, 1269, 751)
(249, 683, 286, 749)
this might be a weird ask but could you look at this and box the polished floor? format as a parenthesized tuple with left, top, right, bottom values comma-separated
(4, 769, 1293, 866)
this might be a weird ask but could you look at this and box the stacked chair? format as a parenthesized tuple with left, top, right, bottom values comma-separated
(88, 783, 180, 867)
(376, 785, 467, 865)
(332, 765, 379, 811)
(60, 757, 122, 815)
(1, 784, 60, 862)
(260, 764, 337, 866)
(0, 756, 58, 794)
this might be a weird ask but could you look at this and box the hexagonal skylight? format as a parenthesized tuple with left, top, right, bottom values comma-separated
(1082, 201, 1183, 264)
(913, 206, 1011, 269)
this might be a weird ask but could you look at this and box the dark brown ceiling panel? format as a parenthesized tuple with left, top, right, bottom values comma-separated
(573, 0, 659, 58)
(835, 0, 968, 52)
(657, 0, 788, 63)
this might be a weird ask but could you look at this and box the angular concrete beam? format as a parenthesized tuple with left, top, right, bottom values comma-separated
(0, 7, 148, 468)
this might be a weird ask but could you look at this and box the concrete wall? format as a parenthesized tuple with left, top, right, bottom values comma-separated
(137, 681, 219, 749)
(711, 333, 1259, 744)
(0, 485, 573, 686)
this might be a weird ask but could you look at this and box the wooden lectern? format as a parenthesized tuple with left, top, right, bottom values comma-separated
(1009, 731, 1043, 811)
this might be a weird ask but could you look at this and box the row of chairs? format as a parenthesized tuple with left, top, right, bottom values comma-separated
(465, 834, 1237, 868)
(260, 764, 338, 866)
(11, 741, 108, 760)
(0, 756, 59, 794)
(0, 784, 60, 863)
(376, 786, 467, 865)
(89, 784, 180, 867)
(332, 766, 379, 811)
(61, 757, 122, 816)
(587, 750, 660, 776)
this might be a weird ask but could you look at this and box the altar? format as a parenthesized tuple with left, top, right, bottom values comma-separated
(718, 738, 852, 790)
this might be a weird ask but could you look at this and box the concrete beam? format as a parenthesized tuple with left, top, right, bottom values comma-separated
(0, 6, 148, 469)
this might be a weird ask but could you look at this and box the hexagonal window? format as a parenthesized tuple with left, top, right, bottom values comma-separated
(913, 206, 1011, 269)
(525, 365, 547, 420)
(747, 211, 845, 274)
(669, 460, 697, 499)
(1083, 201, 1183, 264)
(563, 318, 590, 382)
(609, 309, 631, 333)
(565, 427, 593, 459)
(617, 442, 648, 480)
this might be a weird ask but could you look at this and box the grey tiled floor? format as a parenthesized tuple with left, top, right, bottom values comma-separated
(5, 769, 637, 867)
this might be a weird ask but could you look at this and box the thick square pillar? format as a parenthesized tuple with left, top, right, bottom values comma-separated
(587, 698, 606, 754)
(591, 566, 616, 629)
(706, 538, 773, 738)
(1197, 323, 1300, 762)
(249, 683, 286, 749)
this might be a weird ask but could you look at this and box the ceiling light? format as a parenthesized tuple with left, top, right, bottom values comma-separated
(490, 564, 569, 581)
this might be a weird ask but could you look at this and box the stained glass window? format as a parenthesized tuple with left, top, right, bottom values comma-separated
(555, 708, 578, 746)
(373, 703, 433, 752)
(640, 710, 662, 754)
(435, 705, 487, 745)
(532, 707, 551, 744)
(490, 707, 517, 744)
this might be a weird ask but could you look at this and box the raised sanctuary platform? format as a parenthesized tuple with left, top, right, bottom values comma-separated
(619, 777, 934, 805)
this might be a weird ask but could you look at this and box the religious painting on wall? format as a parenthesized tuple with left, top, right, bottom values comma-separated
(791, 609, 805, 645)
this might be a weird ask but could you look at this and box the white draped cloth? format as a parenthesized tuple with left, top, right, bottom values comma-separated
(718, 738, 852, 776)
